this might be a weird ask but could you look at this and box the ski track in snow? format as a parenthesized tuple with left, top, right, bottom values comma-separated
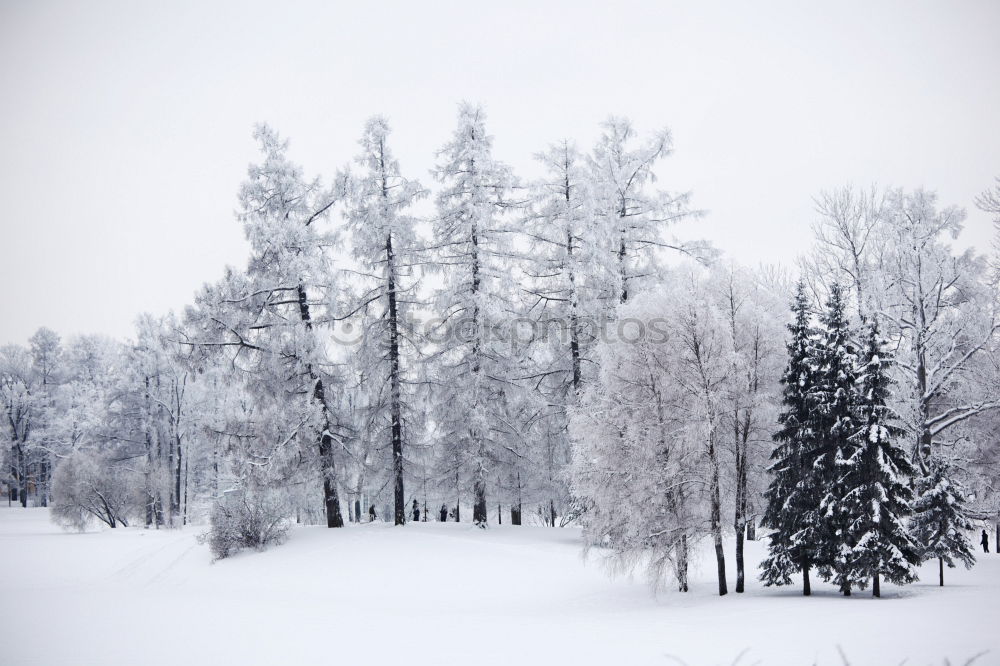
(1, 507, 997, 666)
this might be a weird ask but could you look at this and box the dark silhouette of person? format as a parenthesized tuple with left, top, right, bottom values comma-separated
(440, 504, 448, 522)
(368, 505, 377, 522)
(983, 529, 990, 554)
(412, 498, 420, 522)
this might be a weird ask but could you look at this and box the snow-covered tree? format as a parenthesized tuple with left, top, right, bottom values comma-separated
(523, 140, 602, 395)
(714, 263, 785, 593)
(517, 140, 603, 525)
(761, 282, 821, 595)
(1, 344, 36, 507)
(570, 283, 702, 592)
(974, 176, 1000, 283)
(803, 185, 1000, 574)
(879, 189, 998, 472)
(840, 321, 919, 597)
(910, 461, 977, 586)
(341, 116, 425, 525)
(51, 449, 138, 529)
(588, 117, 706, 306)
(28, 327, 62, 506)
(670, 270, 734, 596)
(803, 187, 999, 478)
(810, 283, 861, 595)
(799, 185, 886, 320)
(572, 264, 789, 595)
(428, 103, 520, 526)
(184, 124, 346, 527)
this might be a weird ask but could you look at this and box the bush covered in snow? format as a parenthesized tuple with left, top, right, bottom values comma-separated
(206, 490, 290, 559)
(51, 451, 137, 530)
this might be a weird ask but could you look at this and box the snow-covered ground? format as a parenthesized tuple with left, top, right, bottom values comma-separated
(1, 507, 997, 666)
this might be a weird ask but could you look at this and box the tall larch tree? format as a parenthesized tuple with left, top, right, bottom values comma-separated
(185, 125, 345, 527)
(521, 140, 601, 525)
(429, 103, 519, 526)
(342, 116, 425, 526)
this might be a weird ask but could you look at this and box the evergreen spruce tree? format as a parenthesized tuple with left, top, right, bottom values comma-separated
(761, 282, 820, 595)
(840, 321, 919, 597)
(910, 461, 977, 586)
(809, 283, 860, 595)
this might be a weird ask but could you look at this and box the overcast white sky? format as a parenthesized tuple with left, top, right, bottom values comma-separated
(1, 0, 998, 346)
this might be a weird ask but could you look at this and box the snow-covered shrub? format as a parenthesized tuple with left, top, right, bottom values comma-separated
(51, 451, 137, 530)
(206, 490, 290, 559)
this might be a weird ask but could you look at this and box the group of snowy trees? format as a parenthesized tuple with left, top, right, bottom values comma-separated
(570, 184, 1000, 597)
(762, 284, 921, 597)
(3, 105, 707, 537)
(762, 279, 982, 597)
(569, 265, 785, 595)
(4, 106, 998, 583)
(1, 322, 204, 528)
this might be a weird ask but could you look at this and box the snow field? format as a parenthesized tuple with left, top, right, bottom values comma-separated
(1, 507, 997, 666)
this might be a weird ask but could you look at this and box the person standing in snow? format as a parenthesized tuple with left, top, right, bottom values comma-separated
(412, 499, 420, 522)
(983, 529, 991, 553)
(369, 505, 377, 522)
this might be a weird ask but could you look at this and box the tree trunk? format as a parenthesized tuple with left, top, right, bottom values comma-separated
(802, 561, 811, 596)
(709, 435, 727, 596)
(296, 284, 343, 528)
(618, 234, 628, 304)
(16, 445, 27, 508)
(713, 532, 727, 596)
(567, 222, 582, 393)
(913, 296, 932, 473)
(38, 456, 48, 507)
(473, 476, 487, 526)
(173, 434, 182, 520)
(469, 214, 485, 529)
(618, 199, 629, 304)
(939, 557, 944, 586)
(549, 498, 557, 528)
(182, 448, 189, 526)
(318, 427, 343, 527)
(454, 463, 461, 522)
(676, 535, 689, 592)
(733, 409, 751, 593)
(873, 572, 880, 598)
(735, 524, 745, 594)
(144, 376, 153, 527)
(511, 471, 522, 525)
(385, 228, 405, 526)
(172, 375, 185, 522)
